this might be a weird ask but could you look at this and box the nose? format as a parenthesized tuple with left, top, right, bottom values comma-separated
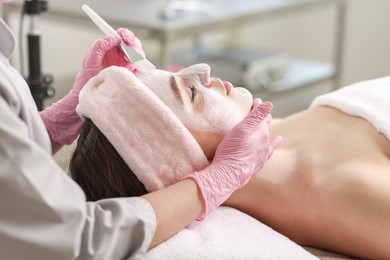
(196, 64, 211, 86)
(209, 78, 226, 95)
(177, 63, 210, 85)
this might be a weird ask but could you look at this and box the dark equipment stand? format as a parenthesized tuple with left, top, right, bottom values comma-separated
(24, 0, 54, 111)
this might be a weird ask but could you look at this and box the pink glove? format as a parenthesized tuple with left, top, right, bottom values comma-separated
(186, 100, 282, 219)
(40, 28, 144, 145)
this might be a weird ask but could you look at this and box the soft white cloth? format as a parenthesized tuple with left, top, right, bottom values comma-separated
(146, 206, 318, 260)
(310, 76, 390, 140)
(77, 66, 209, 192)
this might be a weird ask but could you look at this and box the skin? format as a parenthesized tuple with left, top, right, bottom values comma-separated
(137, 64, 390, 259)
(227, 106, 390, 259)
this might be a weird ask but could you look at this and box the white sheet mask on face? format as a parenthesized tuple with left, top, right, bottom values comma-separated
(183, 86, 251, 134)
(137, 65, 252, 135)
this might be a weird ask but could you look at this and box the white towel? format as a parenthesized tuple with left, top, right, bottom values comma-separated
(310, 76, 390, 140)
(145, 207, 318, 260)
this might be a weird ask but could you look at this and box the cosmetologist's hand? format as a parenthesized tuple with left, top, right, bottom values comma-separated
(75, 28, 145, 88)
(186, 99, 282, 219)
(40, 28, 144, 145)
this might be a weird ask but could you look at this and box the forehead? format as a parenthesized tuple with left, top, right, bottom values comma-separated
(136, 68, 201, 93)
(136, 69, 182, 107)
(137, 69, 171, 83)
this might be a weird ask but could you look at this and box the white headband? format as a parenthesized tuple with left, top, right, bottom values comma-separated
(77, 66, 210, 192)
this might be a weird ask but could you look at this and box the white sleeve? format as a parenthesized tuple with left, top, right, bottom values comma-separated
(0, 95, 156, 260)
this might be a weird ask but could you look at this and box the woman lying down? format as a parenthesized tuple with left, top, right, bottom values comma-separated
(71, 63, 390, 259)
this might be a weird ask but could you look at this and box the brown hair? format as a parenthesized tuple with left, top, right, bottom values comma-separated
(69, 118, 148, 201)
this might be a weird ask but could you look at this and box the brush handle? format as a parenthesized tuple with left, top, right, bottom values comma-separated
(81, 4, 156, 71)
(81, 4, 132, 62)
(82, 5, 117, 36)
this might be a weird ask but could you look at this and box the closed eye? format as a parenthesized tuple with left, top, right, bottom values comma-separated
(170, 75, 184, 106)
(190, 85, 197, 103)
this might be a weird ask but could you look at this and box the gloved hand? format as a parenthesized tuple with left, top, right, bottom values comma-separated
(185, 100, 282, 219)
(40, 28, 144, 145)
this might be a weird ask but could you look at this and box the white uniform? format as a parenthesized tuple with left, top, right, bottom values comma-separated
(0, 18, 156, 260)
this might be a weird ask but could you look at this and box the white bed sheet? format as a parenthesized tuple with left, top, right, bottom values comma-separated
(145, 207, 354, 259)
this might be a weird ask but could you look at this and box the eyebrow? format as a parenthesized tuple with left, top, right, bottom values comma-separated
(169, 75, 184, 106)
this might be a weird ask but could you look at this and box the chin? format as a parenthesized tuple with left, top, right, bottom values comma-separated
(230, 88, 253, 113)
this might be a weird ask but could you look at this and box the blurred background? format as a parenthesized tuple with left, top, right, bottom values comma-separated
(1, 0, 389, 168)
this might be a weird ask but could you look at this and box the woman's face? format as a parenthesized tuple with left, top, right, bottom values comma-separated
(137, 63, 253, 158)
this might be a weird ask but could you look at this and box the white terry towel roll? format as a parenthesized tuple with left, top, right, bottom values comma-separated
(310, 76, 390, 140)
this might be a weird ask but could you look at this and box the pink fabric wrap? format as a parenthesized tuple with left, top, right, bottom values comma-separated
(77, 66, 210, 192)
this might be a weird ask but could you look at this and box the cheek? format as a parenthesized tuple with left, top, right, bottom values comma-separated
(201, 94, 250, 132)
(178, 95, 249, 135)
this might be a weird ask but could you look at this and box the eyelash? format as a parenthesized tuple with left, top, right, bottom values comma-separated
(189, 85, 197, 103)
